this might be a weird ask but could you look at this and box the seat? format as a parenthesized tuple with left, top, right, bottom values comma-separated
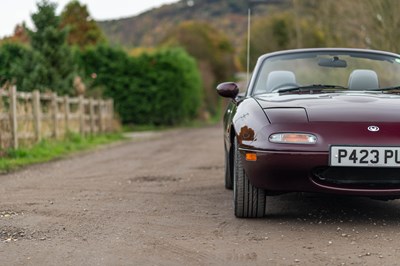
(266, 71, 297, 92)
(348, 69, 379, 90)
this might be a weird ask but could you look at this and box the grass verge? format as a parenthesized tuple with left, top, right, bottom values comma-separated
(0, 132, 126, 173)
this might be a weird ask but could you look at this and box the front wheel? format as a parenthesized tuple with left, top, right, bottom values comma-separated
(233, 137, 266, 218)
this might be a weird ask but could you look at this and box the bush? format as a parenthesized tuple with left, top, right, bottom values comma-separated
(80, 45, 202, 125)
(0, 43, 29, 87)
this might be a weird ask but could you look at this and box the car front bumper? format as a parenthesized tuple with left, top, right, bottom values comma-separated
(240, 148, 400, 196)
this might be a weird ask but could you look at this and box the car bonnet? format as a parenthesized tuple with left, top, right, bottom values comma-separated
(254, 92, 400, 122)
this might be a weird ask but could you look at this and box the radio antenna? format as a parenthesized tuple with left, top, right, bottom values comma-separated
(246, 7, 251, 86)
(246, 0, 285, 86)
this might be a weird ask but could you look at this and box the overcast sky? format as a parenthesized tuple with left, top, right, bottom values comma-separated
(0, 0, 179, 38)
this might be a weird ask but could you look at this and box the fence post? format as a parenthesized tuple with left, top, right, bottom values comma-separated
(32, 90, 41, 142)
(64, 95, 70, 135)
(51, 92, 58, 139)
(98, 100, 104, 133)
(109, 99, 114, 132)
(9, 86, 18, 149)
(79, 95, 85, 135)
(89, 98, 95, 134)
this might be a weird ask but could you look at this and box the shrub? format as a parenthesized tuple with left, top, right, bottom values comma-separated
(0, 43, 30, 87)
(80, 45, 202, 125)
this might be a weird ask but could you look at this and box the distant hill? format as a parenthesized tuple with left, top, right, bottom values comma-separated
(98, 0, 286, 50)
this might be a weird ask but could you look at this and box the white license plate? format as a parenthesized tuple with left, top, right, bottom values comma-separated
(330, 146, 400, 167)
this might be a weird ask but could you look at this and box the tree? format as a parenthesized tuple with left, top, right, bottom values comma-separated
(293, 0, 400, 52)
(241, 12, 327, 69)
(357, 0, 400, 52)
(23, 0, 76, 94)
(61, 0, 106, 49)
(0, 24, 30, 45)
(161, 21, 236, 116)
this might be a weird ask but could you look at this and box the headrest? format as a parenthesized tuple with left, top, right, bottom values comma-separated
(348, 69, 379, 90)
(266, 71, 297, 92)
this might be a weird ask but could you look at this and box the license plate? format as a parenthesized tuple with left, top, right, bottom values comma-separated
(330, 146, 400, 167)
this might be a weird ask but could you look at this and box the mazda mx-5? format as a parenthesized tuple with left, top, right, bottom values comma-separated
(217, 48, 400, 218)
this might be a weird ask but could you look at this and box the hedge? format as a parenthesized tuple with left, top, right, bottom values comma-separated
(80, 46, 202, 125)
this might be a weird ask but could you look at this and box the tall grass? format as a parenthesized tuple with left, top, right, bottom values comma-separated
(0, 132, 125, 173)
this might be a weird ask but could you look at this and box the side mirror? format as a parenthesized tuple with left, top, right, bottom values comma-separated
(216, 82, 239, 98)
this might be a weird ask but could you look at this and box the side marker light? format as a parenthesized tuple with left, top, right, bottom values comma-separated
(246, 153, 257, 161)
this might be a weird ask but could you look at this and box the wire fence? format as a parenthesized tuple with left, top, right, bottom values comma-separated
(0, 86, 115, 150)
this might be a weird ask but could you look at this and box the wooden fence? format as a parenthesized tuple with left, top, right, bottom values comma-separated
(0, 86, 114, 150)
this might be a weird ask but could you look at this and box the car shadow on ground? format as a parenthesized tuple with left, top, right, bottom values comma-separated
(264, 193, 400, 224)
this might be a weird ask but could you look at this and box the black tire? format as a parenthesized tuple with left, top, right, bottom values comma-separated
(224, 144, 233, 189)
(233, 137, 266, 218)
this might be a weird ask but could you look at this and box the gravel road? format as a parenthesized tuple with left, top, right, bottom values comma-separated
(1, 125, 400, 265)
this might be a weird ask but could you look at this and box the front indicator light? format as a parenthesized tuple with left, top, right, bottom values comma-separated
(269, 133, 317, 144)
(246, 153, 257, 161)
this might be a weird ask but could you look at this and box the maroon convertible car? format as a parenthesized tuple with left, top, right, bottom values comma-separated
(217, 48, 400, 218)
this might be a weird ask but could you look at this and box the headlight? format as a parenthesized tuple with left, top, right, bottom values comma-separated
(269, 133, 317, 144)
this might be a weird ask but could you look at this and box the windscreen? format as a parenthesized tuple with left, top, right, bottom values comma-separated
(251, 51, 400, 95)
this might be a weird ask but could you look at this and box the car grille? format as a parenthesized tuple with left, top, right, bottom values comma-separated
(312, 167, 400, 188)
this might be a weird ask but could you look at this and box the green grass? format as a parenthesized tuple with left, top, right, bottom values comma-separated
(0, 132, 126, 173)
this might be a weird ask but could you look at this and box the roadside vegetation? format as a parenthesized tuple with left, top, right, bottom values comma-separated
(0, 0, 206, 127)
(0, 132, 125, 173)
(79, 46, 202, 125)
(0, 0, 209, 169)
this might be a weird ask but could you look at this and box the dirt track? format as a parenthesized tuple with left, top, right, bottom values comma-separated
(1, 125, 400, 265)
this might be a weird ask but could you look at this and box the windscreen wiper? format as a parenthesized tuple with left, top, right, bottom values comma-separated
(370, 86, 400, 91)
(275, 84, 347, 93)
